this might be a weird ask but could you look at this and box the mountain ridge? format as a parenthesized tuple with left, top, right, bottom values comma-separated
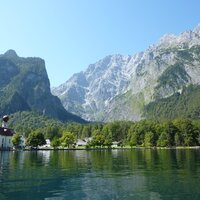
(0, 50, 86, 123)
(52, 24, 200, 122)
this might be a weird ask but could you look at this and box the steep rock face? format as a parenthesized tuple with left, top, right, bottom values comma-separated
(0, 50, 85, 123)
(53, 55, 132, 121)
(52, 24, 200, 122)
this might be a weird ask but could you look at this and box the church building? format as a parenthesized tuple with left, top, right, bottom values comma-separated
(0, 115, 15, 150)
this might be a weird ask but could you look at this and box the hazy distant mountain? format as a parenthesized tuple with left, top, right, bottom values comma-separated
(0, 50, 85, 123)
(52, 24, 200, 122)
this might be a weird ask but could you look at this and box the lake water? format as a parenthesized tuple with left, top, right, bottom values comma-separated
(0, 149, 200, 200)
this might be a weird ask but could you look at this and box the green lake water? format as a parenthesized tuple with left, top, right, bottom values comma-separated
(0, 149, 200, 200)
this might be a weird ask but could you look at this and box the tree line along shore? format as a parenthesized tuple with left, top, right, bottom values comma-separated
(11, 117, 200, 149)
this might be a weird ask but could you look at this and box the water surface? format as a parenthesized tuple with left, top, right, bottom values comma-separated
(0, 149, 200, 199)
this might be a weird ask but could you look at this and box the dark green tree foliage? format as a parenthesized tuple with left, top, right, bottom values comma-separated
(157, 131, 169, 147)
(163, 121, 177, 146)
(26, 130, 46, 148)
(90, 134, 106, 148)
(127, 123, 140, 146)
(88, 129, 113, 148)
(44, 125, 62, 140)
(173, 119, 199, 146)
(101, 121, 131, 142)
(144, 131, 157, 147)
(81, 125, 92, 138)
(9, 111, 63, 137)
(60, 131, 76, 148)
(174, 132, 183, 146)
(64, 123, 84, 139)
(8, 110, 200, 148)
(126, 119, 200, 147)
(145, 85, 200, 120)
(103, 138, 113, 148)
(50, 137, 61, 148)
(12, 133, 21, 148)
(127, 120, 159, 147)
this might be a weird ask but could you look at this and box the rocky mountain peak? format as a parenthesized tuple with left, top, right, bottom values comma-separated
(3, 49, 18, 58)
(193, 23, 200, 34)
(153, 24, 200, 50)
(53, 24, 200, 122)
(0, 50, 85, 123)
(158, 33, 177, 44)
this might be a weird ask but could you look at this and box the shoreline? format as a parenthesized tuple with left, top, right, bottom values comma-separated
(21, 145, 200, 151)
(1, 146, 200, 151)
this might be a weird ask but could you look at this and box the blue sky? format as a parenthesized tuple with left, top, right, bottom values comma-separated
(0, 0, 200, 87)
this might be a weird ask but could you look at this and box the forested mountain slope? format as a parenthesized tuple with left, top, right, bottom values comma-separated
(0, 50, 85, 123)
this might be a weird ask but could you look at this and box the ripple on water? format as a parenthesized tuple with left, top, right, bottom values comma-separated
(0, 149, 200, 200)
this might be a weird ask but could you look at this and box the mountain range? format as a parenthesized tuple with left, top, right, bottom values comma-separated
(0, 50, 85, 123)
(52, 24, 200, 122)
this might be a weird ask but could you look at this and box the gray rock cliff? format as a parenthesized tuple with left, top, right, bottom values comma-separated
(52, 24, 200, 122)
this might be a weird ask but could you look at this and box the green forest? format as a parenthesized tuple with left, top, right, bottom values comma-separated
(9, 111, 200, 148)
(144, 85, 200, 120)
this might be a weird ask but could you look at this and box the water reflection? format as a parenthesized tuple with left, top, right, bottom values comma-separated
(0, 149, 199, 199)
